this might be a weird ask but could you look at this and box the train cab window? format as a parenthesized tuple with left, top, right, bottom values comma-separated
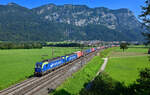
(36, 64, 41, 68)
(35, 64, 37, 68)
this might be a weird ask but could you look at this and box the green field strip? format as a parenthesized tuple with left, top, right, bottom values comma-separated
(105, 48, 150, 86)
(52, 56, 103, 95)
(52, 48, 116, 95)
(0, 47, 85, 90)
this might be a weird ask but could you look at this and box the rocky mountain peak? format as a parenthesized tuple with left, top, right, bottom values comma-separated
(7, 2, 21, 7)
(7, 2, 17, 5)
(32, 4, 138, 30)
(115, 8, 132, 13)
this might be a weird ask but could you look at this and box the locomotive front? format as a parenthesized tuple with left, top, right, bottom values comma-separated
(34, 62, 43, 76)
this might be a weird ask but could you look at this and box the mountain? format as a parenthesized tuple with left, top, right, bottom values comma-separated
(0, 3, 144, 41)
(32, 4, 137, 28)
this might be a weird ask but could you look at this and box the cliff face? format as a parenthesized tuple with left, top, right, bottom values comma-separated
(32, 4, 140, 29)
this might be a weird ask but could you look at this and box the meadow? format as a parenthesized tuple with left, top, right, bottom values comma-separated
(105, 47, 150, 85)
(52, 48, 114, 95)
(0, 47, 85, 90)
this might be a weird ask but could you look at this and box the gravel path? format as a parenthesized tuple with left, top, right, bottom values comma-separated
(96, 58, 108, 76)
(86, 57, 108, 89)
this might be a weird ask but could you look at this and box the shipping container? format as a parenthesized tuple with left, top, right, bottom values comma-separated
(76, 51, 83, 58)
(91, 48, 95, 52)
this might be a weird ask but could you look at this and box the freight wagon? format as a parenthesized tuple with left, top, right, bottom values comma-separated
(75, 51, 83, 58)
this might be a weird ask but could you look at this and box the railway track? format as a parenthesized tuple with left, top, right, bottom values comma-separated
(25, 60, 81, 95)
(0, 50, 100, 95)
(0, 77, 38, 95)
(31, 50, 99, 95)
(0, 59, 76, 95)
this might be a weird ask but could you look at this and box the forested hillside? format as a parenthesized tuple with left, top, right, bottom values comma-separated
(0, 3, 144, 41)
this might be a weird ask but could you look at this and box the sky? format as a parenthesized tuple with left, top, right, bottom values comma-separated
(0, 0, 145, 18)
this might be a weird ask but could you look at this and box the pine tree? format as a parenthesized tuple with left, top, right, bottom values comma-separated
(140, 0, 150, 44)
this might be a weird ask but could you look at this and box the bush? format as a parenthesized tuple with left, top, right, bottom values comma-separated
(120, 43, 128, 52)
(80, 73, 127, 95)
(80, 68, 150, 95)
(129, 68, 150, 95)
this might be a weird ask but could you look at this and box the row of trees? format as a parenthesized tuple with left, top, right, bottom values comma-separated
(0, 42, 42, 49)
(44, 43, 86, 47)
(0, 42, 89, 49)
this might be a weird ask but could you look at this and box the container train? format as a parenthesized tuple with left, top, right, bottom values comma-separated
(34, 47, 102, 76)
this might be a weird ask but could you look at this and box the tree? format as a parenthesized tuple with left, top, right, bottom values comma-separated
(120, 43, 128, 52)
(139, 0, 150, 44)
(140, 0, 150, 60)
(129, 68, 150, 95)
(79, 69, 150, 95)
(80, 73, 128, 95)
(148, 48, 150, 54)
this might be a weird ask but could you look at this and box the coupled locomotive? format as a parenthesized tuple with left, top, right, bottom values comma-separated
(34, 48, 97, 76)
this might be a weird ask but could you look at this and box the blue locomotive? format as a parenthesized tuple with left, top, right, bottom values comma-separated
(34, 48, 97, 76)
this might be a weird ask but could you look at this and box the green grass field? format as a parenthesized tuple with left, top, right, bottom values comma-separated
(113, 47, 148, 53)
(53, 56, 103, 95)
(0, 47, 85, 90)
(52, 48, 115, 95)
(128, 45, 150, 48)
(105, 47, 150, 85)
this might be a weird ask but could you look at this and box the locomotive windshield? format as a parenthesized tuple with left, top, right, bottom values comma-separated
(36, 64, 41, 68)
